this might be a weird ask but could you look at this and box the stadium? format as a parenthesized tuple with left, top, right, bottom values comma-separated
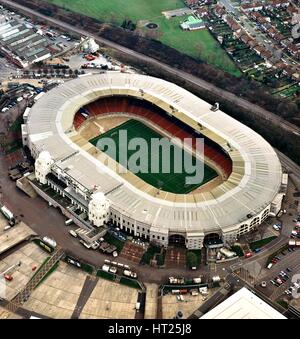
(22, 73, 285, 250)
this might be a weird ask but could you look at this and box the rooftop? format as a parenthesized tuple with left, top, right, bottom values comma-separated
(201, 288, 286, 319)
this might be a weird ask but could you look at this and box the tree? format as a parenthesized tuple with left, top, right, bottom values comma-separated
(186, 252, 198, 269)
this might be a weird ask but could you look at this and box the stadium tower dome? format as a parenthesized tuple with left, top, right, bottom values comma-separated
(35, 151, 54, 185)
(88, 192, 110, 227)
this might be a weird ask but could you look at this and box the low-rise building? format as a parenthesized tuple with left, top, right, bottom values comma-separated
(180, 16, 206, 31)
(0, 19, 51, 68)
(201, 288, 286, 319)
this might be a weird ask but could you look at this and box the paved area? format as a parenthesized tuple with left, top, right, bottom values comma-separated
(71, 275, 98, 319)
(0, 242, 48, 300)
(0, 306, 22, 319)
(0, 57, 18, 81)
(162, 8, 194, 19)
(80, 278, 139, 319)
(162, 290, 213, 319)
(0, 220, 36, 255)
(165, 247, 186, 268)
(144, 283, 158, 319)
(120, 241, 145, 264)
(24, 261, 86, 319)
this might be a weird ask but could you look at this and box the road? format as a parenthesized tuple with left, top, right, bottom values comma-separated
(276, 149, 300, 190)
(277, 150, 300, 179)
(0, 154, 212, 285)
(255, 249, 300, 300)
(1, 0, 300, 137)
(219, 0, 239, 15)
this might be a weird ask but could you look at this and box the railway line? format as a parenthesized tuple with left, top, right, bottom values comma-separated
(1, 0, 300, 138)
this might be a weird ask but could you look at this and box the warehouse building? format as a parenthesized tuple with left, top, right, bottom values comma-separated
(0, 17, 51, 68)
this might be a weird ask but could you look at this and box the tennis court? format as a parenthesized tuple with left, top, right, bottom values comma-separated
(90, 119, 217, 194)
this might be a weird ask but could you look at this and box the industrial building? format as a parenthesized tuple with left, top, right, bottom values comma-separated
(0, 15, 51, 68)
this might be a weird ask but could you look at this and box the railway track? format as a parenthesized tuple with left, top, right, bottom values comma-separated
(1, 0, 300, 137)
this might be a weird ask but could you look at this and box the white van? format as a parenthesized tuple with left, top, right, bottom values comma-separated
(65, 219, 73, 226)
(69, 230, 77, 238)
(83, 242, 91, 249)
(102, 264, 110, 272)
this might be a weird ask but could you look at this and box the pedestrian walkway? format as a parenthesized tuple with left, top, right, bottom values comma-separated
(144, 283, 158, 319)
(71, 275, 98, 319)
(12, 247, 64, 305)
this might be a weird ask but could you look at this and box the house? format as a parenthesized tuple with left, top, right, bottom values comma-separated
(254, 45, 266, 56)
(240, 33, 252, 44)
(274, 33, 285, 42)
(260, 49, 273, 60)
(214, 4, 226, 18)
(266, 0, 290, 9)
(197, 6, 209, 17)
(241, 3, 264, 13)
(225, 15, 241, 31)
(185, 0, 199, 7)
(248, 39, 259, 48)
(287, 4, 298, 15)
(267, 27, 278, 38)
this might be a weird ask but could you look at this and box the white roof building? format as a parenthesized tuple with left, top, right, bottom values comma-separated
(201, 288, 286, 319)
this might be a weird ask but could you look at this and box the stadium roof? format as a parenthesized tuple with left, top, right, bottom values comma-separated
(26, 73, 282, 233)
(200, 288, 286, 319)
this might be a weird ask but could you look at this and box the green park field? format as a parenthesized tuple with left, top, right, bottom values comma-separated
(46, 0, 241, 76)
(90, 119, 217, 194)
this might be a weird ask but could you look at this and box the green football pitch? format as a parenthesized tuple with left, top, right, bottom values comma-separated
(90, 119, 217, 194)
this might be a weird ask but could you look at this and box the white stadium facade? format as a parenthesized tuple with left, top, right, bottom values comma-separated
(22, 73, 287, 250)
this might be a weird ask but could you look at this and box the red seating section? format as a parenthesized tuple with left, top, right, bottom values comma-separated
(74, 112, 87, 130)
(75, 96, 232, 177)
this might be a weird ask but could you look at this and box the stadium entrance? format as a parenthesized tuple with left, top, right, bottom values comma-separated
(168, 234, 186, 247)
(204, 233, 223, 248)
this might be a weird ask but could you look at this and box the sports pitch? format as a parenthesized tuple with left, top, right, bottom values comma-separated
(90, 119, 218, 194)
(46, 0, 241, 76)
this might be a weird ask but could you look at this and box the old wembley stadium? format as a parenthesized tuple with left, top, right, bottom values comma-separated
(22, 72, 287, 250)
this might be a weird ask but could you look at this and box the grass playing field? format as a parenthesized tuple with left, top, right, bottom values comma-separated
(90, 119, 217, 194)
(46, 0, 241, 76)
